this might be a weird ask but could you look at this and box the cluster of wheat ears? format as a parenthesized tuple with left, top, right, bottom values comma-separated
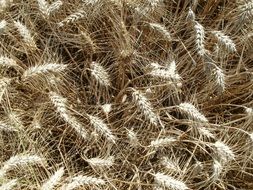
(0, 0, 252, 189)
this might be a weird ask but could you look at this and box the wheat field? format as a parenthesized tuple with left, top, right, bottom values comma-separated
(0, 0, 252, 189)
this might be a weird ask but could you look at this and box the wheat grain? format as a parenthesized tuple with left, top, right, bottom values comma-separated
(154, 173, 189, 190)
(87, 114, 116, 143)
(150, 137, 177, 148)
(14, 21, 36, 48)
(22, 63, 67, 80)
(212, 31, 236, 52)
(0, 154, 45, 179)
(132, 89, 159, 126)
(49, 92, 87, 139)
(194, 21, 205, 56)
(0, 179, 18, 190)
(86, 156, 114, 168)
(178, 102, 208, 122)
(149, 23, 171, 40)
(61, 175, 105, 190)
(90, 61, 111, 86)
(214, 141, 235, 162)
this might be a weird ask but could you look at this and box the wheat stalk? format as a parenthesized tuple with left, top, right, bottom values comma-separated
(49, 92, 88, 139)
(213, 141, 235, 162)
(150, 137, 177, 148)
(0, 154, 45, 179)
(22, 63, 67, 80)
(154, 173, 189, 190)
(178, 102, 208, 122)
(14, 20, 36, 49)
(87, 114, 116, 143)
(90, 61, 111, 87)
(149, 23, 171, 40)
(86, 156, 114, 168)
(41, 167, 64, 190)
(0, 179, 18, 190)
(61, 175, 105, 190)
(132, 89, 159, 126)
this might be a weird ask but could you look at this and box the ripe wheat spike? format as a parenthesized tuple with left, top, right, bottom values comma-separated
(0, 179, 18, 190)
(178, 102, 208, 122)
(211, 31, 236, 53)
(14, 20, 36, 49)
(90, 61, 111, 86)
(87, 114, 116, 143)
(132, 89, 159, 126)
(214, 141, 235, 162)
(61, 175, 105, 190)
(41, 167, 65, 190)
(0, 154, 45, 179)
(194, 21, 205, 56)
(154, 173, 189, 190)
(49, 92, 88, 139)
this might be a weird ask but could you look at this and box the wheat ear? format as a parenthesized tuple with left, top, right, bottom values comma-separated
(0, 154, 45, 179)
(238, 1, 253, 22)
(150, 137, 177, 149)
(214, 141, 235, 162)
(87, 114, 116, 143)
(160, 157, 181, 173)
(47, 0, 62, 15)
(37, 0, 49, 15)
(58, 10, 86, 27)
(211, 31, 236, 53)
(61, 175, 105, 190)
(86, 156, 114, 168)
(82, 0, 99, 6)
(126, 128, 139, 147)
(0, 179, 18, 190)
(0, 78, 11, 103)
(213, 65, 226, 92)
(22, 63, 67, 80)
(0, 0, 13, 12)
(49, 92, 87, 139)
(0, 56, 18, 68)
(194, 21, 205, 56)
(148, 62, 181, 81)
(212, 159, 222, 181)
(90, 61, 111, 86)
(154, 173, 189, 190)
(178, 102, 208, 122)
(0, 20, 7, 30)
(14, 21, 36, 48)
(132, 89, 159, 126)
(0, 121, 18, 132)
(41, 167, 64, 190)
(149, 23, 171, 40)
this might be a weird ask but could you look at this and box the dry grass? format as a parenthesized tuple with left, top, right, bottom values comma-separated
(0, 0, 252, 189)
